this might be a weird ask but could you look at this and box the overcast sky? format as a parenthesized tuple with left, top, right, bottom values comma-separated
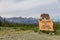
(0, 0, 60, 19)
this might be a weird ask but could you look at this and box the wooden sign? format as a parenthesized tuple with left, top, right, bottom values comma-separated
(39, 19, 54, 31)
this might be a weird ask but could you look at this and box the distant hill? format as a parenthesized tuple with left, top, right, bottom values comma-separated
(0, 16, 59, 24)
(0, 16, 4, 21)
(5, 17, 38, 24)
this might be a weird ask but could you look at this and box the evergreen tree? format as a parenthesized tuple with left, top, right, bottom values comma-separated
(0, 20, 2, 26)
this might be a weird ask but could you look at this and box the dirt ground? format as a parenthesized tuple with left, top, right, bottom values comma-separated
(0, 29, 60, 40)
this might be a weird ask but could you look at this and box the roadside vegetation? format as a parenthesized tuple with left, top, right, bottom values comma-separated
(0, 19, 38, 32)
(0, 19, 60, 35)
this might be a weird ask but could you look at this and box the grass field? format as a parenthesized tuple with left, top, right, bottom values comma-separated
(0, 22, 60, 40)
(0, 29, 60, 40)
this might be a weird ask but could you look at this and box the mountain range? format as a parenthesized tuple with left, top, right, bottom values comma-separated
(0, 16, 38, 24)
(0, 16, 59, 24)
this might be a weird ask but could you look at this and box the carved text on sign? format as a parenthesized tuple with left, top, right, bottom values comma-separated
(41, 21, 51, 29)
(39, 20, 54, 31)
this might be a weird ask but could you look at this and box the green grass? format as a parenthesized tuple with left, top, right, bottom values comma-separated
(0, 22, 60, 35)
(53, 23, 60, 35)
(0, 26, 38, 31)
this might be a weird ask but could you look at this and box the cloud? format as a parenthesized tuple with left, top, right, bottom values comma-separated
(0, 0, 58, 12)
(0, 0, 59, 18)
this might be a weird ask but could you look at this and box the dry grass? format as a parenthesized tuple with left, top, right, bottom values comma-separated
(0, 29, 60, 40)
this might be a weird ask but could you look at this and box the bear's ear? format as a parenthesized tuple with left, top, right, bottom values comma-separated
(40, 19, 42, 21)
